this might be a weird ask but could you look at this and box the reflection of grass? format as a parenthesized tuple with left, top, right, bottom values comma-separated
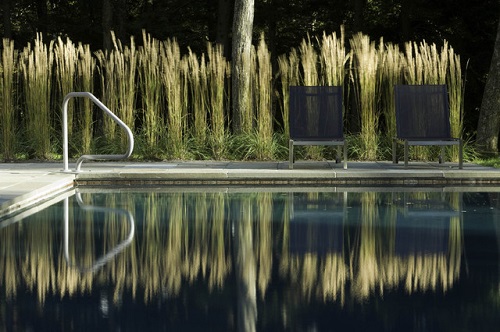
(1, 191, 464, 306)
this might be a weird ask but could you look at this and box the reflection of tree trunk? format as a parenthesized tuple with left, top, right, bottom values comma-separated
(3, 0, 11, 38)
(233, 198, 257, 332)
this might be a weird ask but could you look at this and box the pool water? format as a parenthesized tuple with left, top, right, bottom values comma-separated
(1, 189, 500, 331)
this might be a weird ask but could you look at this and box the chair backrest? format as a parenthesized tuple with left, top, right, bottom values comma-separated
(289, 86, 343, 140)
(394, 84, 451, 139)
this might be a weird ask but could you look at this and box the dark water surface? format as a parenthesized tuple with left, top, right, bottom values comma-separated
(1, 189, 500, 331)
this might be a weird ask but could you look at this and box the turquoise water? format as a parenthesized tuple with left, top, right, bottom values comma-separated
(1, 189, 500, 331)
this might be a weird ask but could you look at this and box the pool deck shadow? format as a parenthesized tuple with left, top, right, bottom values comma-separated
(1, 160, 499, 218)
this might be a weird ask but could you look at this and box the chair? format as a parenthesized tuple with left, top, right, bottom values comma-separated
(289, 86, 347, 169)
(392, 84, 463, 169)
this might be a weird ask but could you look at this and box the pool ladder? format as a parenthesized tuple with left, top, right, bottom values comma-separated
(62, 92, 134, 173)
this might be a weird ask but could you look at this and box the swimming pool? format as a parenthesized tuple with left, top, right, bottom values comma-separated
(1, 188, 499, 331)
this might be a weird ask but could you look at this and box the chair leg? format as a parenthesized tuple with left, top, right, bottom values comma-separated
(392, 138, 398, 164)
(404, 141, 409, 168)
(289, 140, 294, 169)
(343, 143, 347, 170)
(459, 139, 463, 169)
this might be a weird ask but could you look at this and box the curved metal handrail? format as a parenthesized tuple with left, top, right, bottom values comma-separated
(62, 92, 134, 172)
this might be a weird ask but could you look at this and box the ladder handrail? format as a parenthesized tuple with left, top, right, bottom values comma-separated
(62, 92, 134, 172)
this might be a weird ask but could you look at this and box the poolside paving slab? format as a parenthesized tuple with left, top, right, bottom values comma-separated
(1, 160, 500, 219)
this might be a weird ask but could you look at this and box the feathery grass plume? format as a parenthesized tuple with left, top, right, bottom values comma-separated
(187, 47, 208, 147)
(207, 43, 229, 159)
(403, 42, 424, 85)
(447, 47, 463, 162)
(95, 49, 118, 140)
(253, 35, 274, 159)
(299, 36, 323, 159)
(1, 39, 17, 160)
(443, 46, 464, 161)
(277, 48, 300, 137)
(319, 28, 349, 161)
(111, 33, 137, 147)
(419, 41, 448, 85)
(300, 36, 319, 86)
(20, 34, 54, 159)
(138, 31, 164, 156)
(320, 27, 349, 87)
(379, 42, 403, 140)
(350, 33, 380, 160)
(405, 41, 463, 160)
(403, 42, 428, 160)
(76, 43, 95, 155)
(161, 38, 188, 159)
(54, 37, 77, 140)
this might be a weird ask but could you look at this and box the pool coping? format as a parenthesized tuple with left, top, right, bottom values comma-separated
(1, 160, 500, 219)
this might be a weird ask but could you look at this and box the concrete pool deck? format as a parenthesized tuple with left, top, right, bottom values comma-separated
(1, 160, 500, 217)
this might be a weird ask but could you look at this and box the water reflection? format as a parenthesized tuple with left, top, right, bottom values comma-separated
(64, 192, 135, 273)
(1, 189, 499, 330)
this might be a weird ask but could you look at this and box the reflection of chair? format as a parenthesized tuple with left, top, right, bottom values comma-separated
(392, 85, 463, 169)
(395, 192, 462, 255)
(289, 86, 347, 169)
(289, 192, 346, 254)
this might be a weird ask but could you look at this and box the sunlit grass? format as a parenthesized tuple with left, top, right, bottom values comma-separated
(20, 34, 54, 159)
(1, 38, 17, 161)
(476, 157, 500, 168)
(350, 33, 380, 160)
(0, 29, 465, 162)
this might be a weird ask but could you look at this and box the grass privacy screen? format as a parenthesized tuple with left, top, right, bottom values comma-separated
(289, 86, 347, 169)
(392, 84, 463, 169)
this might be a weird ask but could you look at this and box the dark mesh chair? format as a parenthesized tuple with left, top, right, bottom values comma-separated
(392, 85, 463, 169)
(289, 86, 347, 169)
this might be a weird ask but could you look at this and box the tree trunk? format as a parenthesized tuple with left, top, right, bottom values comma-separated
(477, 13, 500, 155)
(102, 0, 113, 50)
(231, 0, 254, 134)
